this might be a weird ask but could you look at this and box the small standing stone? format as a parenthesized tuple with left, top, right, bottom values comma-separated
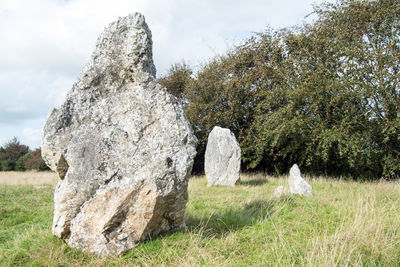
(204, 126, 241, 187)
(288, 164, 312, 195)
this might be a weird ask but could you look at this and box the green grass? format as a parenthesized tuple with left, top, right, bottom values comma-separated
(1, 174, 400, 266)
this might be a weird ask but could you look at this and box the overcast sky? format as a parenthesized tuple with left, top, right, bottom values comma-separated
(0, 0, 330, 149)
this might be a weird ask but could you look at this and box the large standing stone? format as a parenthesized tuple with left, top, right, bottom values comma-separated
(288, 164, 312, 195)
(41, 13, 197, 257)
(204, 126, 241, 186)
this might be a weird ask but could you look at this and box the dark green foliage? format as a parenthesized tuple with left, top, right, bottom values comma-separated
(1, 160, 16, 171)
(0, 138, 49, 172)
(15, 154, 31, 171)
(162, 0, 400, 179)
(0, 138, 29, 172)
(0, 148, 3, 171)
(245, 0, 400, 178)
(24, 149, 49, 171)
(0, 137, 29, 162)
(158, 62, 193, 98)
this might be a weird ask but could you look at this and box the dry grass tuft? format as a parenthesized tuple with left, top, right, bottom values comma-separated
(0, 171, 58, 185)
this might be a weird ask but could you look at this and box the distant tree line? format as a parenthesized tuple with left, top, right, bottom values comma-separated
(0, 137, 49, 171)
(159, 0, 400, 179)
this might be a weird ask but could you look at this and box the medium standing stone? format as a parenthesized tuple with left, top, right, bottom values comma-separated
(204, 126, 241, 186)
(288, 164, 312, 195)
(41, 13, 197, 257)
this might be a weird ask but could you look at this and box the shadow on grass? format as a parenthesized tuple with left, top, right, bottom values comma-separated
(238, 179, 269, 186)
(122, 196, 295, 259)
(185, 196, 294, 238)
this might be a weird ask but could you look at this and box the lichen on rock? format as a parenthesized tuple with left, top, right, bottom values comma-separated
(41, 13, 197, 257)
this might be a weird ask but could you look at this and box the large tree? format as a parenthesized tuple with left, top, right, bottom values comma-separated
(246, 0, 400, 178)
(0, 137, 30, 171)
(162, 0, 400, 179)
(0, 137, 29, 162)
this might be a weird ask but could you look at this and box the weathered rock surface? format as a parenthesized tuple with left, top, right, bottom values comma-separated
(288, 164, 312, 196)
(204, 126, 241, 186)
(41, 13, 197, 257)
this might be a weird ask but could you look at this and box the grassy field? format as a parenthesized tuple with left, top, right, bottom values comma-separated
(0, 172, 399, 266)
(0, 171, 58, 185)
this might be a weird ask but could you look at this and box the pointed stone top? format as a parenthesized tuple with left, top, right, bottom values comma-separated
(288, 164, 312, 196)
(96, 12, 156, 77)
(290, 164, 301, 177)
(210, 126, 234, 136)
(74, 13, 156, 95)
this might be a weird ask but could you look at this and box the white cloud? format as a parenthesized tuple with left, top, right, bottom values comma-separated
(0, 0, 330, 147)
(21, 127, 42, 149)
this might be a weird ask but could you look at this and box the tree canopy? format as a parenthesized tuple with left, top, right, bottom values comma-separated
(160, 0, 400, 179)
(0, 138, 49, 172)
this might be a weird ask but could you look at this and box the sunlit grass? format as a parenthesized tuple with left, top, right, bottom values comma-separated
(0, 173, 399, 266)
(0, 171, 58, 185)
